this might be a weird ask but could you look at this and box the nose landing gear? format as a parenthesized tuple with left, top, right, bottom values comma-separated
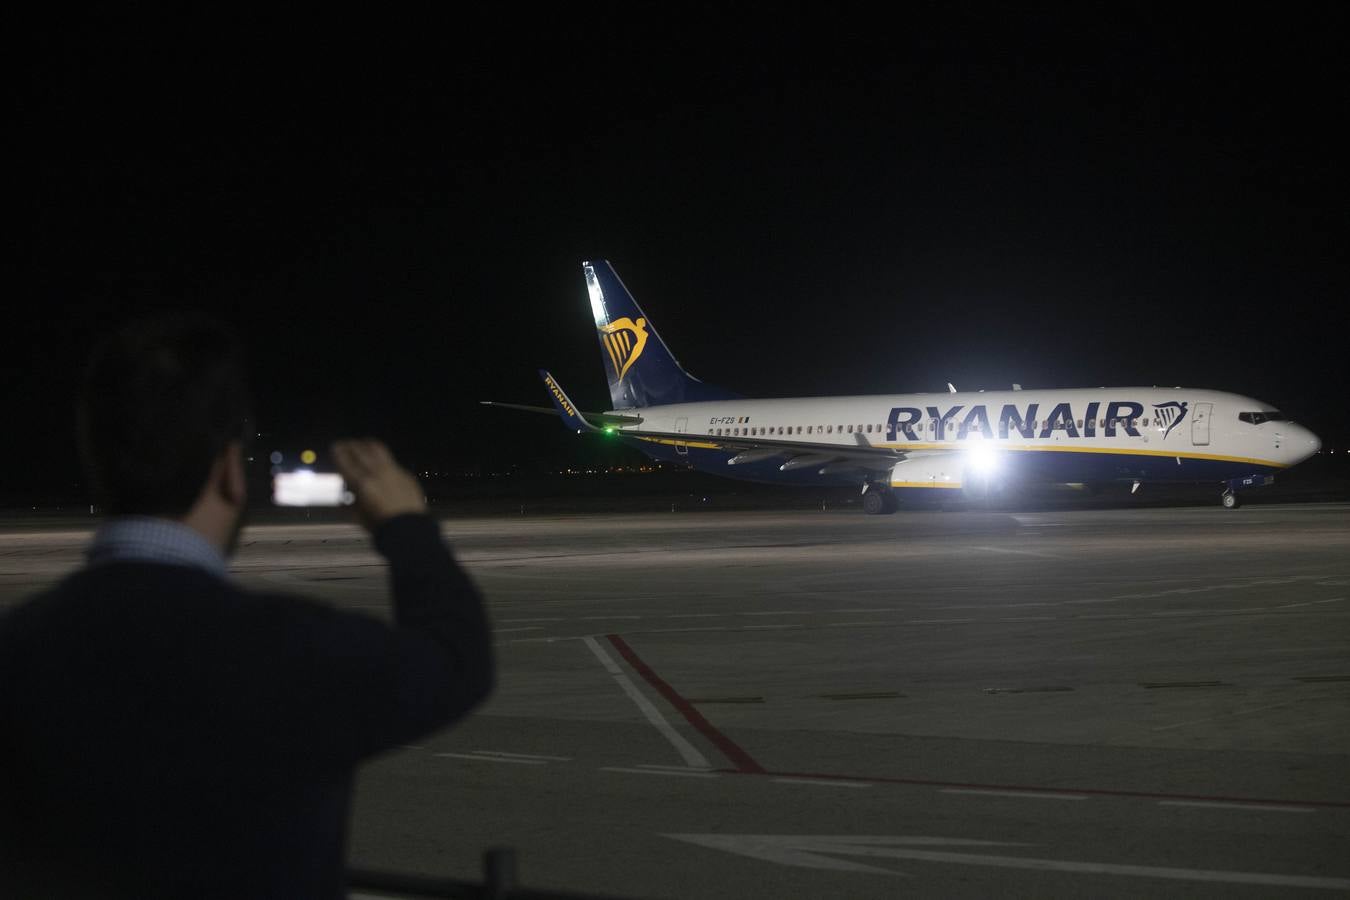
(1221, 474, 1274, 509)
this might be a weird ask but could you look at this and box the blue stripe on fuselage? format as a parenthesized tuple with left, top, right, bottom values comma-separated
(622, 438, 1279, 487)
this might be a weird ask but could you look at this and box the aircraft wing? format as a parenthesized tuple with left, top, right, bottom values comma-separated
(623, 427, 937, 473)
(478, 401, 645, 429)
(485, 370, 957, 475)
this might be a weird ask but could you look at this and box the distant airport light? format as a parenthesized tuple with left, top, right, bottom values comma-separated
(301, 449, 317, 465)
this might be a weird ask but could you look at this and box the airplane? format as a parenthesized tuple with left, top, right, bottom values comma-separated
(484, 260, 1322, 513)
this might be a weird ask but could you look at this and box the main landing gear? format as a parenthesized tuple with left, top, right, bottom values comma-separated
(862, 485, 898, 515)
(1221, 489, 1241, 510)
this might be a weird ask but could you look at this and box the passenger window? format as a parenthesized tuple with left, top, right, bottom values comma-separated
(806, 426, 812, 434)
(826, 426, 833, 434)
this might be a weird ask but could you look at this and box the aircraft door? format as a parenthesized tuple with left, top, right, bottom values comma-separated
(675, 417, 689, 455)
(1192, 403, 1212, 446)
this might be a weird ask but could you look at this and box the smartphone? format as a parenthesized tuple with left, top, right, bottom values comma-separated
(272, 471, 353, 507)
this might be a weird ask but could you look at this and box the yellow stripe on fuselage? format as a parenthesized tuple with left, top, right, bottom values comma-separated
(633, 437, 721, 450)
(621, 435, 1283, 469)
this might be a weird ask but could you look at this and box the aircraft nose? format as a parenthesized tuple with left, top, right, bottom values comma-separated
(1292, 425, 1321, 462)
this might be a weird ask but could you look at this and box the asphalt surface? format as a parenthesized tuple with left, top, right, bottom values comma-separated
(3, 504, 1349, 898)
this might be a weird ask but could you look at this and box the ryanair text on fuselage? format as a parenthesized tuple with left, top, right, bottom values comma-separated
(885, 400, 1188, 442)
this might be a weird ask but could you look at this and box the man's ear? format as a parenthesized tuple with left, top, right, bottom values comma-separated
(219, 440, 247, 507)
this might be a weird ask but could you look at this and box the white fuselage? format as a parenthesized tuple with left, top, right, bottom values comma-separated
(610, 387, 1320, 488)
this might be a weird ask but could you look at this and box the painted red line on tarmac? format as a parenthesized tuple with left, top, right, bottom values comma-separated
(750, 770, 1350, 809)
(606, 634, 765, 775)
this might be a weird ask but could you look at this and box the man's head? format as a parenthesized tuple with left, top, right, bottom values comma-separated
(78, 314, 253, 548)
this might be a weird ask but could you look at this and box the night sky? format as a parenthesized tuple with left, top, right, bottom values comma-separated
(10, 9, 1349, 503)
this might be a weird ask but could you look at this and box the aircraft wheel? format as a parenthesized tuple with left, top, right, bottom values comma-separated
(1222, 490, 1241, 510)
(863, 489, 894, 515)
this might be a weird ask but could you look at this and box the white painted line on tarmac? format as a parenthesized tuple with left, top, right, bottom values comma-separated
(580, 614, 643, 620)
(434, 752, 549, 765)
(634, 763, 717, 772)
(472, 750, 573, 762)
(744, 624, 805, 630)
(665, 833, 1350, 888)
(601, 766, 718, 779)
(826, 621, 896, 627)
(492, 626, 543, 633)
(666, 613, 719, 619)
(1159, 800, 1315, 814)
(973, 546, 1060, 559)
(907, 618, 976, 625)
(1273, 597, 1344, 609)
(497, 616, 567, 623)
(941, 789, 1088, 801)
(773, 777, 872, 789)
(1150, 700, 1293, 732)
(582, 636, 712, 769)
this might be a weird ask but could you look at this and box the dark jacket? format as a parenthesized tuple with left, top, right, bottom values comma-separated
(0, 514, 493, 899)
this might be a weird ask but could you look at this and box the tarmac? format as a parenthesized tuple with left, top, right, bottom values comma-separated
(2, 503, 1349, 897)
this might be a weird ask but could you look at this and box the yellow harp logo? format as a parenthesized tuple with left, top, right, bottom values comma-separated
(599, 317, 648, 382)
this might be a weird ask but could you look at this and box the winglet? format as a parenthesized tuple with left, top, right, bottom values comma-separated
(539, 370, 600, 434)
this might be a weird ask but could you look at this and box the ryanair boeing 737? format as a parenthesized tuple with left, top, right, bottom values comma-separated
(485, 261, 1321, 513)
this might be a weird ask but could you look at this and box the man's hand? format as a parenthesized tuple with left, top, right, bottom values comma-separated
(331, 439, 426, 530)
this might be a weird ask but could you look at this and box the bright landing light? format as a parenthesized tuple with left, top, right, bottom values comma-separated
(965, 443, 1000, 475)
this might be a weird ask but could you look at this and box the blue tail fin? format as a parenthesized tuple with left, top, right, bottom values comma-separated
(583, 260, 737, 409)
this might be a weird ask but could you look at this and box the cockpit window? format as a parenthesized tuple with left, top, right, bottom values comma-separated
(1238, 411, 1289, 425)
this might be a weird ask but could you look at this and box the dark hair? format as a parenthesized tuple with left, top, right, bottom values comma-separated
(77, 313, 253, 515)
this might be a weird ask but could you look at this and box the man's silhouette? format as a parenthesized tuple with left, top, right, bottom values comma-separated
(0, 314, 494, 898)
